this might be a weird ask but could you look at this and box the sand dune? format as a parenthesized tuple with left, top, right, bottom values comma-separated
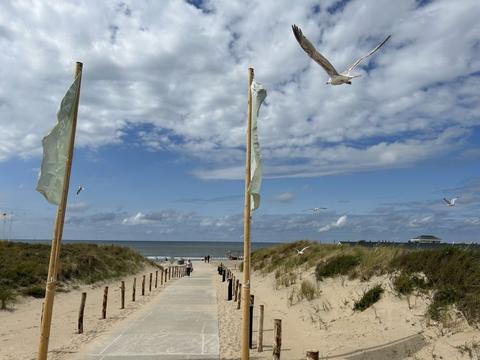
(216, 260, 480, 360)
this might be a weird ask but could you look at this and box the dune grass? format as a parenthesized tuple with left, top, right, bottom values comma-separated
(0, 241, 152, 309)
(252, 240, 480, 324)
(354, 285, 384, 311)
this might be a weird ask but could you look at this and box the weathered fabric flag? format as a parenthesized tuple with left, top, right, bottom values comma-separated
(250, 80, 267, 211)
(36, 75, 81, 205)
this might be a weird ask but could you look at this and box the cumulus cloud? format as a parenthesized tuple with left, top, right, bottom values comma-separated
(318, 215, 348, 232)
(0, 0, 478, 179)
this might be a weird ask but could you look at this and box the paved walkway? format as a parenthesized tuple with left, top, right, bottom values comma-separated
(76, 262, 219, 360)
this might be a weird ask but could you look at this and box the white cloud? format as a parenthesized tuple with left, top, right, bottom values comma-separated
(122, 212, 151, 225)
(318, 215, 348, 232)
(0, 0, 478, 178)
(274, 192, 294, 202)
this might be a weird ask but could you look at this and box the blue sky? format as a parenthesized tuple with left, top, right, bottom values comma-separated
(0, 0, 479, 242)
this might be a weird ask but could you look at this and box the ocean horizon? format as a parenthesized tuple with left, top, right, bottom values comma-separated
(6, 239, 281, 259)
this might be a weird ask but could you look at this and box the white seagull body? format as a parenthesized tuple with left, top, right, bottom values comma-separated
(443, 197, 458, 207)
(292, 25, 391, 85)
(76, 185, 84, 195)
(304, 207, 327, 214)
(295, 246, 310, 255)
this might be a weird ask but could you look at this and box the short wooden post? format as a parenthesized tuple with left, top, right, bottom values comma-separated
(155, 270, 158, 288)
(257, 304, 264, 352)
(149, 273, 152, 292)
(273, 319, 282, 360)
(169, 267, 171, 280)
(161, 269, 164, 285)
(306, 351, 319, 360)
(237, 284, 242, 310)
(102, 286, 108, 319)
(120, 281, 125, 309)
(249, 295, 254, 349)
(227, 278, 233, 301)
(234, 279, 239, 302)
(78, 292, 86, 334)
(222, 269, 226, 282)
(142, 275, 146, 296)
(132, 278, 136, 301)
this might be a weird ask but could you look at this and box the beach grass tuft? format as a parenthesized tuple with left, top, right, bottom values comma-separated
(353, 284, 384, 311)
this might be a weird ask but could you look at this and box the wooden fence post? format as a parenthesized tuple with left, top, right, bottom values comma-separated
(237, 284, 242, 310)
(227, 278, 233, 301)
(273, 319, 282, 360)
(149, 273, 152, 292)
(78, 292, 86, 334)
(249, 295, 254, 349)
(155, 270, 158, 288)
(161, 269, 164, 285)
(120, 281, 125, 309)
(306, 351, 319, 360)
(222, 269, 226, 282)
(234, 279, 239, 302)
(132, 278, 136, 302)
(142, 275, 146, 296)
(102, 286, 108, 319)
(257, 304, 264, 352)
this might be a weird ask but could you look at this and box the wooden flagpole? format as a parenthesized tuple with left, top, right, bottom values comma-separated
(241, 67, 254, 360)
(37, 62, 83, 360)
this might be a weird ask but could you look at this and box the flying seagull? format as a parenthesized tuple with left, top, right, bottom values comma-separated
(76, 185, 84, 195)
(292, 25, 391, 85)
(443, 197, 458, 207)
(295, 246, 310, 255)
(304, 207, 327, 214)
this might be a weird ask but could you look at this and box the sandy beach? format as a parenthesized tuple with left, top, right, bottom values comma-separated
(0, 263, 175, 360)
(216, 260, 480, 360)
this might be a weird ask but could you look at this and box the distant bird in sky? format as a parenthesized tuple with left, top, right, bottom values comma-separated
(443, 197, 458, 207)
(295, 246, 310, 255)
(304, 207, 327, 214)
(292, 25, 391, 85)
(76, 185, 84, 195)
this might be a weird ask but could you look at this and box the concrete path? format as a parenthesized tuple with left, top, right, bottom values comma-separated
(76, 262, 219, 360)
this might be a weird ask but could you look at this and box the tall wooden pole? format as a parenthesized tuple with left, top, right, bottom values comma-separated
(241, 67, 254, 360)
(37, 62, 83, 360)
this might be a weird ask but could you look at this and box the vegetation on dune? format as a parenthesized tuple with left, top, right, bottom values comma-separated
(315, 254, 359, 280)
(354, 285, 384, 311)
(252, 240, 480, 324)
(0, 241, 152, 309)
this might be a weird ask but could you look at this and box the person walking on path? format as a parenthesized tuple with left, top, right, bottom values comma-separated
(186, 259, 193, 276)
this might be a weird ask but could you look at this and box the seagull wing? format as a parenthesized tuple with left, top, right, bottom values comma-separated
(292, 25, 339, 77)
(301, 246, 310, 252)
(443, 198, 451, 205)
(451, 198, 458, 205)
(344, 35, 391, 74)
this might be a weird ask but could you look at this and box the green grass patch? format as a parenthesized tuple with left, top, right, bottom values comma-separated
(354, 285, 384, 311)
(315, 254, 359, 280)
(0, 241, 150, 309)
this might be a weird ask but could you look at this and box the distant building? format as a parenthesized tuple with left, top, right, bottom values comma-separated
(408, 235, 442, 244)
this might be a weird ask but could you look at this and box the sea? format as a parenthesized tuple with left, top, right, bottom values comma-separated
(7, 239, 279, 260)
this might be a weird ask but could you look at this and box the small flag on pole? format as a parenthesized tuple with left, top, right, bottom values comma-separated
(250, 80, 267, 211)
(36, 75, 81, 205)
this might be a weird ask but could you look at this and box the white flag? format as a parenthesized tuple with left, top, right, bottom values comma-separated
(250, 80, 267, 211)
(36, 75, 81, 205)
